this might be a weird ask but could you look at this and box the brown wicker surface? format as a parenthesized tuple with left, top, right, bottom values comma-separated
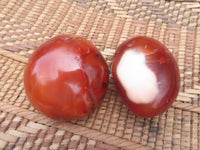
(0, 0, 200, 149)
(172, 0, 200, 2)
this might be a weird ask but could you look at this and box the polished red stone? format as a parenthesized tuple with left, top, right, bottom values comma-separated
(24, 35, 109, 120)
(112, 36, 180, 117)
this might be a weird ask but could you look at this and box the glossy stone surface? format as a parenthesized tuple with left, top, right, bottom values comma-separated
(112, 36, 180, 118)
(24, 35, 109, 120)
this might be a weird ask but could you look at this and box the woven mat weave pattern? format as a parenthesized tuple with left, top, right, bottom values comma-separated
(0, 0, 200, 149)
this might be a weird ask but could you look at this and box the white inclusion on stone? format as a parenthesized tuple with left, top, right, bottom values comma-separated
(117, 50, 159, 104)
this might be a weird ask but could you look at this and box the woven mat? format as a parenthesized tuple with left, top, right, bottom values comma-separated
(0, 0, 200, 149)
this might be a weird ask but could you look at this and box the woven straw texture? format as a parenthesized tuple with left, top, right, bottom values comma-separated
(0, 0, 200, 149)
